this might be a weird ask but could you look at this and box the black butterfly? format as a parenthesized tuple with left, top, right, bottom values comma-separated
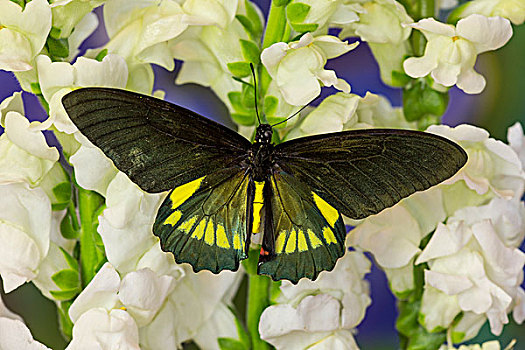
(62, 87, 467, 283)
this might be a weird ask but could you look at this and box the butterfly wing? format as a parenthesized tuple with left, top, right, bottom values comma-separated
(257, 172, 346, 283)
(153, 166, 252, 273)
(62, 87, 252, 193)
(274, 129, 467, 219)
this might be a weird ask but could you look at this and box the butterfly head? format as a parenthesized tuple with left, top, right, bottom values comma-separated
(255, 124, 273, 144)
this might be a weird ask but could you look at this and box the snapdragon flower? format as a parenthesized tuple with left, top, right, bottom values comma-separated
(403, 15, 512, 94)
(454, 0, 525, 25)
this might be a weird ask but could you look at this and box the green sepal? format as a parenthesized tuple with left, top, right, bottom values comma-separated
(290, 22, 319, 33)
(51, 269, 81, 291)
(231, 113, 256, 126)
(57, 300, 74, 341)
(59, 247, 79, 271)
(274, 0, 291, 6)
(236, 15, 256, 37)
(50, 289, 80, 301)
(403, 81, 448, 122)
(46, 36, 69, 59)
(240, 39, 260, 65)
(52, 182, 72, 211)
(228, 62, 252, 78)
(245, 0, 263, 35)
(60, 212, 79, 239)
(95, 49, 108, 62)
(232, 306, 252, 349)
(286, 3, 310, 23)
(391, 70, 412, 87)
(263, 95, 278, 116)
(9, 0, 25, 9)
(228, 91, 251, 115)
(218, 338, 246, 350)
(50, 27, 62, 39)
(269, 279, 282, 303)
(30, 82, 42, 95)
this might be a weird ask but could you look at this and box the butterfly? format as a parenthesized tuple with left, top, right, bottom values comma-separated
(62, 87, 467, 284)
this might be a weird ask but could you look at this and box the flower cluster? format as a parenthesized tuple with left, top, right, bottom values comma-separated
(1, 0, 524, 349)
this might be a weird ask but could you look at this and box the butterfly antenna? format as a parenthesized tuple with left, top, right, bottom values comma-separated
(250, 63, 262, 126)
(271, 103, 310, 127)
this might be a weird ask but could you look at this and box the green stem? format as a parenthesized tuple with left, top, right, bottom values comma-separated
(78, 187, 104, 287)
(67, 199, 80, 233)
(409, 0, 436, 56)
(262, 2, 287, 50)
(244, 248, 271, 350)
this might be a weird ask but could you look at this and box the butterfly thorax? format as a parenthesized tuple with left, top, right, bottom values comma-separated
(249, 124, 275, 181)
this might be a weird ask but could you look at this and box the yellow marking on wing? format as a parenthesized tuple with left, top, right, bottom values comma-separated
(233, 233, 242, 250)
(322, 226, 337, 244)
(216, 224, 230, 249)
(203, 220, 215, 245)
(307, 229, 322, 248)
(297, 229, 308, 252)
(275, 231, 286, 254)
(191, 219, 205, 240)
(170, 177, 205, 209)
(252, 181, 265, 233)
(164, 210, 182, 226)
(179, 216, 197, 233)
(285, 229, 297, 253)
(312, 192, 339, 228)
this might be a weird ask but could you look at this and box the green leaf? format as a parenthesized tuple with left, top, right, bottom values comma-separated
(403, 81, 448, 122)
(391, 70, 412, 87)
(50, 289, 80, 301)
(228, 92, 251, 114)
(245, 0, 262, 35)
(228, 62, 252, 78)
(405, 328, 446, 350)
(46, 36, 69, 59)
(53, 182, 72, 204)
(241, 84, 255, 109)
(57, 300, 73, 340)
(236, 15, 255, 37)
(30, 82, 42, 95)
(52, 269, 80, 291)
(240, 39, 260, 65)
(95, 48, 108, 62)
(231, 307, 252, 349)
(290, 22, 319, 33)
(218, 338, 246, 350)
(60, 212, 79, 239)
(231, 113, 256, 126)
(263, 96, 278, 116)
(59, 247, 79, 271)
(286, 3, 311, 23)
(274, 0, 291, 6)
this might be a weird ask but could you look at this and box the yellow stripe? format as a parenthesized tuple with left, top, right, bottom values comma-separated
(233, 233, 242, 250)
(285, 229, 297, 253)
(297, 229, 308, 252)
(170, 177, 205, 209)
(322, 226, 337, 244)
(164, 210, 182, 226)
(252, 181, 265, 233)
(312, 192, 339, 228)
(307, 229, 322, 248)
(216, 224, 230, 248)
(204, 219, 214, 245)
(275, 231, 286, 253)
(179, 216, 197, 234)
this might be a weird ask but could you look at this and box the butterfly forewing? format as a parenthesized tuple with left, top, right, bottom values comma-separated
(62, 87, 251, 193)
(274, 129, 467, 219)
(153, 167, 250, 273)
(257, 172, 346, 283)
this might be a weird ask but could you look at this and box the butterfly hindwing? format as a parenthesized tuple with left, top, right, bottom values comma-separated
(275, 129, 467, 219)
(153, 167, 250, 273)
(257, 172, 346, 283)
(62, 87, 251, 193)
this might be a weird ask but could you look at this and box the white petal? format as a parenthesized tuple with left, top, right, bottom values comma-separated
(456, 68, 486, 94)
(408, 17, 455, 38)
(261, 42, 290, 79)
(456, 14, 513, 54)
(70, 144, 118, 196)
(0, 318, 50, 350)
(0, 91, 24, 127)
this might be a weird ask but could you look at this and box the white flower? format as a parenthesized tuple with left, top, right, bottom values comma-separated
(0, 183, 52, 293)
(50, 0, 105, 38)
(427, 124, 525, 201)
(182, 0, 240, 28)
(403, 15, 512, 94)
(456, 0, 525, 25)
(261, 33, 356, 106)
(0, 0, 51, 72)
(1, 295, 51, 350)
(170, 22, 247, 112)
(36, 54, 128, 134)
(66, 12, 100, 61)
(259, 250, 370, 349)
(0, 112, 59, 186)
(507, 122, 525, 171)
(0, 91, 24, 127)
(66, 308, 141, 350)
(353, 92, 415, 129)
(417, 198, 525, 340)
(439, 340, 504, 350)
